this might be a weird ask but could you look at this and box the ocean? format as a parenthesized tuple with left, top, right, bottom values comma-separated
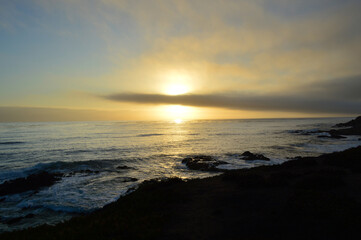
(0, 118, 360, 232)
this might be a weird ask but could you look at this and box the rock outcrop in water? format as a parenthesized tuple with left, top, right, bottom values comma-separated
(119, 177, 138, 182)
(334, 116, 361, 128)
(0, 171, 63, 196)
(331, 116, 361, 136)
(182, 155, 228, 171)
(317, 132, 346, 139)
(289, 116, 361, 138)
(240, 151, 270, 161)
(116, 165, 135, 170)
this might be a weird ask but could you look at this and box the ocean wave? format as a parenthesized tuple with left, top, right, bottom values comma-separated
(211, 133, 240, 136)
(16, 201, 93, 214)
(0, 141, 25, 145)
(136, 133, 164, 137)
(57, 147, 133, 155)
(44, 204, 93, 214)
(287, 129, 321, 135)
(301, 142, 361, 154)
(0, 159, 134, 183)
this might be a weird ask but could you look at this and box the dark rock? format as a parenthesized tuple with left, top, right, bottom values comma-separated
(290, 117, 361, 139)
(0, 197, 5, 202)
(119, 177, 138, 182)
(3, 217, 23, 225)
(182, 155, 228, 171)
(65, 169, 100, 177)
(76, 169, 100, 174)
(317, 132, 346, 139)
(241, 151, 270, 161)
(282, 157, 317, 167)
(329, 127, 361, 136)
(116, 165, 135, 170)
(223, 172, 266, 187)
(25, 214, 35, 219)
(294, 172, 345, 190)
(125, 187, 137, 194)
(2, 214, 35, 225)
(289, 129, 323, 136)
(2, 147, 361, 240)
(333, 116, 361, 128)
(330, 116, 361, 136)
(0, 171, 63, 196)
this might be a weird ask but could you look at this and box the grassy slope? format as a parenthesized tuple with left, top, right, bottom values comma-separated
(1, 146, 361, 240)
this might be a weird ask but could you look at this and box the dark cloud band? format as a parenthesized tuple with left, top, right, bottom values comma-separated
(102, 75, 361, 114)
(103, 93, 361, 114)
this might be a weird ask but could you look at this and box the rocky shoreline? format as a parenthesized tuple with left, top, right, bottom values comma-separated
(1, 117, 361, 240)
(1, 146, 361, 240)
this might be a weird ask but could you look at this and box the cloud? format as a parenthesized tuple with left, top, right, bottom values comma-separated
(2, 0, 361, 118)
(297, 75, 361, 100)
(102, 75, 361, 115)
(0, 106, 127, 122)
(103, 93, 360, 114)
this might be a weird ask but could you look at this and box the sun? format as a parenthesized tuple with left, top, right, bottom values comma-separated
(162, 71, 192, 95)
(158, 70, 197, 121)
(165, 84, 189, 95)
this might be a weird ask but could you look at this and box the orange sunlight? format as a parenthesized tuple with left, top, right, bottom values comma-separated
(162, 71, 192, 95)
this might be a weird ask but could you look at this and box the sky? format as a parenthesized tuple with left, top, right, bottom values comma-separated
(1, 0, 360, 122)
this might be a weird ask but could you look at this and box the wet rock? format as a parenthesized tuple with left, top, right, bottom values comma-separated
(289, 130, 323, 136)
(0, 171, 63, 196)
(76, 169, 100, 174)
(3, 216, 23, 225)
(289, 130, 310, 135)
(24, 213, 35, 219)
(65, 169, 100, 177)
(331, 116, 361, 136)
(329, 127, 361, 136)
(240, 151, 270, 161)
(318, 132, 346, 139)
(116, 165, 135, 170)
(2, 214, 35, 225)
(182, 155, 228, 171)
(119, 177, 138, 182)
(333, 116, 361, 128)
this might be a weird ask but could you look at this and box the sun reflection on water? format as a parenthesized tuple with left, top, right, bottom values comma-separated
(174, 119, 183, 124)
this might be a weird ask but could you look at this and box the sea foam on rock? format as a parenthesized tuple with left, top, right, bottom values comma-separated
(240, 151, 270, 161)
(182, 155, 228, 171)
(0, 171, 63, 196)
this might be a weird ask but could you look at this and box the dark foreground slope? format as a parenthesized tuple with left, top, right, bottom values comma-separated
(2, 146, 361, 240)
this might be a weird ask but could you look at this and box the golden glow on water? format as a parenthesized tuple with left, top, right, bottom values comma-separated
(174, 119, 183, 124)
(163, 105, 192, 122)
(155, 104, 201, 122)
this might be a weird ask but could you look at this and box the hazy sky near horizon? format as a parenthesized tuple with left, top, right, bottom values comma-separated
(1, 0, 361, 121)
